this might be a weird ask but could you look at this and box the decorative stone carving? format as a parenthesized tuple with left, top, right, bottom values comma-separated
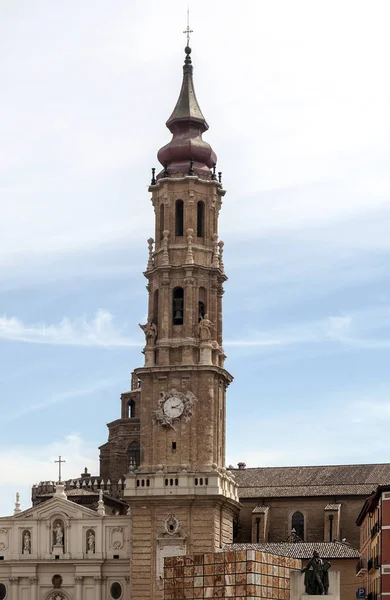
(146, 237, 154, 270)
(53, 522, 64, 546)
(198, 314, 214, 341)
(139, 321, 157, 347)
(52, 574, 63, 589)
(23, 529, 31, 554)
(163, 513, 181, 536)
(185, 228, 194, 264)
(87, 529, 95, 553)
(153, 389, 197, 430)
(212, 233, 219, 267)
(110, 526, 124, 549)
(161, 230, 170, 265)
(0, 529, 9, 550)
(218, 240, 225, 271)
(49, 593, 66, 600)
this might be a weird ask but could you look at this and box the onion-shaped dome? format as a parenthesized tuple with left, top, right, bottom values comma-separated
(157, 46, 216, 178)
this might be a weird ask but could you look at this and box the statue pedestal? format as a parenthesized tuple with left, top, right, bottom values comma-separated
(144, 348, 155, 367)
(199, 341, 213, 365)
(290, 571, 340, 600)
(52, 544, 63, 556)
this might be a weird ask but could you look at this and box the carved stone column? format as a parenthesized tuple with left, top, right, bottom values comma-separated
(158, 278, 171, 365)
(216, 285, 224, 346)
(75, 576, 83, 600)
(183, 275, 195, 363)
(9, 577, 19, 600)
(29, 578, 38, 600)
(94, 577, 102, 600)
(125, 576, 130, 600)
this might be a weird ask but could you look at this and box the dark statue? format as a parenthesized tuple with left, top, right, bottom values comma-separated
(301, 551, 331, 595)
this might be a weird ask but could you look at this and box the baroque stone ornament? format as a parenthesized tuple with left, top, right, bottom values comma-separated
(110, 526, 124, 549)
(153, 389, 197, 430)
(163, 513, 181, 536)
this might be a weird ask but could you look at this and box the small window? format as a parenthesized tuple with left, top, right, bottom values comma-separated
(291, 511, 305, 540)
(128, 399, 135, 419)
(175, 200, 184, 236)
(0, 584, 6, 600)
(110, 582, 123, 600)
(172, 287, 184, 325)
(197, 201, 205, 237)
(127, 441, 140, 469)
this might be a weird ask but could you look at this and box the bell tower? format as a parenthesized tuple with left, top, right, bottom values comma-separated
(122, 45, 239, 599)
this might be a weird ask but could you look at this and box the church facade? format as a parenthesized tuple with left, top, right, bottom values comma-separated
(0, 486, 130, 600)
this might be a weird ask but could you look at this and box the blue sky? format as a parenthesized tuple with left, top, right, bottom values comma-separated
(1, 0, 390, 515)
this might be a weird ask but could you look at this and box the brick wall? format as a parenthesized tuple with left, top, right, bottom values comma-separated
(238, 497, 364, 547)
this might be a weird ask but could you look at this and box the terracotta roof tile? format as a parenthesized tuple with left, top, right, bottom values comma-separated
(223, 542, 359, 559)
(233, 463, 390, 498)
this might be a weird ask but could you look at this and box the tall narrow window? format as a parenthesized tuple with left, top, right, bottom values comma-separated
(172, 287, 184, 325)
(291, 511, 305, 540)
(198, 286, 207, 321)
(197, 201, 205, 237)
(175, 200, 184, 236)
(128, 399, 135, 418)
(153, 289, 159, 324)
(159, 204, 165, 241)
(127, 441, 140, 469)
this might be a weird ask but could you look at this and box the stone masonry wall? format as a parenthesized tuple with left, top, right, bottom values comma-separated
(163, 549, 301, 600)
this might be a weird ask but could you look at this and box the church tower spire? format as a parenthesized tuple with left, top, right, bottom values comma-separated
(101, 43, 239, 600)
(157, 46, 217, 178)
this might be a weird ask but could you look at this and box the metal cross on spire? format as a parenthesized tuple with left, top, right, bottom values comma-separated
(54, 455, 66, 483)
(183, 7, 193, 46)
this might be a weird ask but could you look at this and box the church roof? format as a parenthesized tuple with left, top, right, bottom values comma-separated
(233, 463, 390, 498)
(224, 542, 360, 559)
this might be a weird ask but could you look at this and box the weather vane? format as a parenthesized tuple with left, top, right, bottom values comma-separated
(183, 7, 193, 46)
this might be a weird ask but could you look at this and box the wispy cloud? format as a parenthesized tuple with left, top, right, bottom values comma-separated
(1, 305, 389, 352)
(0, 433, 98, 516)
(226, 306, 390, 351)
(0, 310, 140, 347)
(3, 377, 122, 422)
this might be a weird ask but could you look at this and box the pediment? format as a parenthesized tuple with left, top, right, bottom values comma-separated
(13, 497, 98, 521)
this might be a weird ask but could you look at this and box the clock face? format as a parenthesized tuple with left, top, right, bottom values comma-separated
(163, 396, 184, 419)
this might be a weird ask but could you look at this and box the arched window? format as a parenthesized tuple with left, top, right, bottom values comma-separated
(128, 399, 135, 418)
(172, 287, 184, 325)
(128, 441, 140, 469)
(291, 511, 305, 540)
(159, 203, 164, 241)
(198, 286, 207, 322)
(175, 200, 184, 236)
(153, 289, 159, 325)
(197, 201, 205, 237)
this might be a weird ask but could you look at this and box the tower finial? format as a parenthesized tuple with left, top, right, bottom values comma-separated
(183, 7, 193, 47)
